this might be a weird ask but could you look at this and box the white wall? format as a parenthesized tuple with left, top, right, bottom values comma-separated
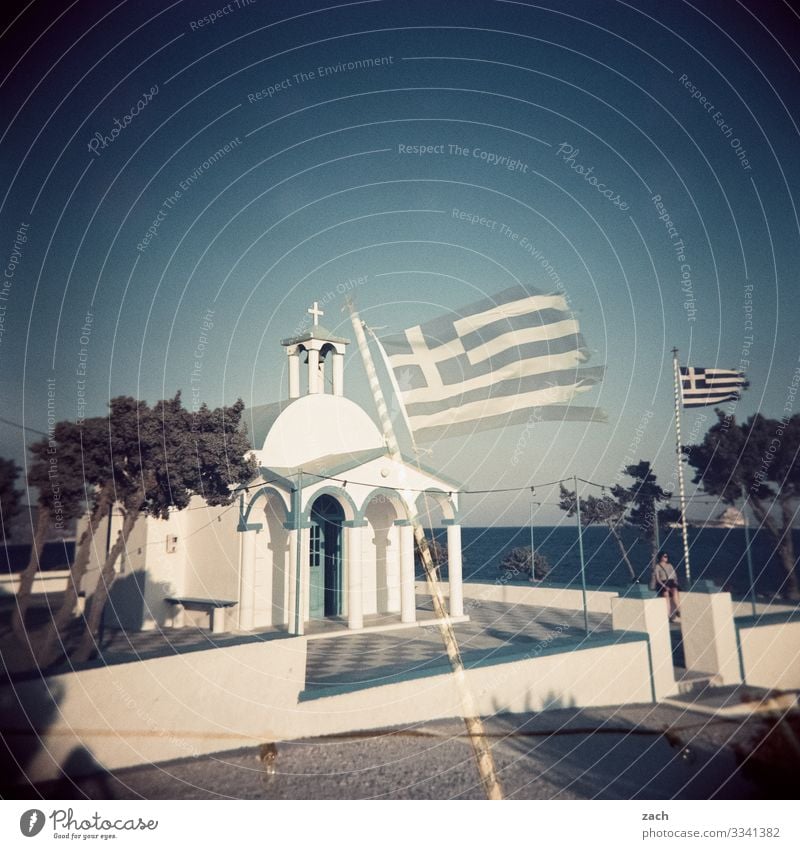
(0, 571, 69, 595)
(739, 619, 800, 690)
(182, 499, 240, 605)
(2, 632, 653, 783)
(436, 580, 620, 614)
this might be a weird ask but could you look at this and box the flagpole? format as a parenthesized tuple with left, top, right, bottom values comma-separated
(346, 297, 504, 801)
(672, 348, 692, 584)
(529, 489, 536, 581)
(574, 475, 589, 635)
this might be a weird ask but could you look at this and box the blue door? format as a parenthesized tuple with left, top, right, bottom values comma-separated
(309, 520, 325, 619)
(309, 495, 344, 619)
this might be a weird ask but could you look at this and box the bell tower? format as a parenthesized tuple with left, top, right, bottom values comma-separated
(281, 301, 349, 398)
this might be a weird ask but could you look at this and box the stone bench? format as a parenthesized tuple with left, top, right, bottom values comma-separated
(165, 597, 237, 634)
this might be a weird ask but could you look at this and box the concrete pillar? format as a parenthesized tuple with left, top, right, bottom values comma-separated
(446, 524, 464, 618)
(680, 587, 742, 685)
(307, 348, 320, 394)
(288, 353, 300, 398)
(385, 526, 401, 613)
(399, 523, 416, 623)
(211, 607, 227, 635)
(239, 529, 257, 631)
(287, 528, 300, 635)
(612, 587, 676, 700)
(332, 353, 344, 396)
(301, 527, 311, 624)
(347, 524, 364, 630)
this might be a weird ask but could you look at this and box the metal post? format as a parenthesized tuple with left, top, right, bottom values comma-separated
(672, 348, 692, 584)
(574, 475, 589, 636)
(529, 490, 535, 581)
(653, 506, 660, 553)
(742, 487, 757, 617)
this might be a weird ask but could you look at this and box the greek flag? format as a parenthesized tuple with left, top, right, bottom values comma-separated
(379, 285, 605, 443)
(680, 367, 747, 408)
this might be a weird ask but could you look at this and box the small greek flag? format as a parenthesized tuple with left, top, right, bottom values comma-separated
(379, 285, 605, 442)
(680, 366, 747, 408)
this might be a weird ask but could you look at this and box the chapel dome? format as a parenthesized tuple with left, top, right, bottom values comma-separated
(259, 393, 384, 468)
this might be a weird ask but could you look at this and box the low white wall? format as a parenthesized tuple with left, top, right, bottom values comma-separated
(738, 617, 800, 690)
(612, 595, 677, 700)
(1, 638, 307, 784)
(681, 591, 742, 685)
(0, 570, 70, 595)
(424, 580, 619, 614)
(1, 632, 652, 784)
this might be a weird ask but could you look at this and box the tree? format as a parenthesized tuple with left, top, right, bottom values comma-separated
(0, 456, 22, 538)
(35, 415, 114, 667)
(611, 461, 679, 563)
(414, 536, 449, 579)
(11, 423, 88, 644)
(499, 546, 550, 580)
(686, 411, 800, 600)
(559, 484, 637, 580)
(72, 394, 257, 662)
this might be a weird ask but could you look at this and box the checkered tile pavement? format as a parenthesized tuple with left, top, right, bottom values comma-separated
(304, 596, 611, 691)
(74, 596, 610, 691)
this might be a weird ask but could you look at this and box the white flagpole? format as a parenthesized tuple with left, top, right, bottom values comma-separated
(365, 324, 418, 454)
(346, 297, 504, 801)
(672, 348, 692, 584)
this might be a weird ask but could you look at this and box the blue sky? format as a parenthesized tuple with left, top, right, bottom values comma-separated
(1, 0, 798, 524)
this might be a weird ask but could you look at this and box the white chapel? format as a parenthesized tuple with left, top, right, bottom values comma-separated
(94, 304, 466, 636)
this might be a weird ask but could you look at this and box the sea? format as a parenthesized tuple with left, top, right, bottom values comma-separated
(4, 525, 796, 601)
(427, 525, 798, 600)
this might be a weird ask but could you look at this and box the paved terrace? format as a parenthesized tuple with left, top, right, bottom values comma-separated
(1, 594, 612, 686)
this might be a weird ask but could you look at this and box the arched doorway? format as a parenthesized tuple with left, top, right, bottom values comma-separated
(309, 494, 345, 619)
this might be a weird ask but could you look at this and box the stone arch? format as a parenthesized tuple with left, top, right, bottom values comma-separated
(242, 485, 291, 527)
(361, 489, 406, 615)
(357, 487, 410, 524)
(260, 489, 291, 627)
(414, 489, 458, 524)
(299, 485, 358, 525)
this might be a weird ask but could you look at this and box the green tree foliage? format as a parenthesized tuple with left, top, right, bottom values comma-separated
(686, 411, 800, 599)
(414, 536, 449, 579)
(73, 394, 257, 662)
(0, 456, 22, 538)
(611, 461, 679, 562)
(499, 546, 550, 580)
(559, 484, 636, 580)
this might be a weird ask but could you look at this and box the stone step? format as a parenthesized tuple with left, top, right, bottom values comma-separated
(663, 683, 796, 716)
(673, 668, 723, 696)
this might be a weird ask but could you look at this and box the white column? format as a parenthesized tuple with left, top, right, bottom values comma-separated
(211, 606, 227, 635)
(347, 524, 364, 630)
(288, 353, 300, 398)
(307, 348, 320, 394)
(385, 527, 401, 613)
(301, 527, 311, 624)
(332, 353, 344, 396)
(239, 530, 257, 631)
(287, 527, 299, 634)
(447, 524, 464, 618)
(399, 523, 416, 624)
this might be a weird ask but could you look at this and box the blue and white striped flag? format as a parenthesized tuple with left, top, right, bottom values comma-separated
(379, 285, 605, 443)
(680, 366, 747, 408)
